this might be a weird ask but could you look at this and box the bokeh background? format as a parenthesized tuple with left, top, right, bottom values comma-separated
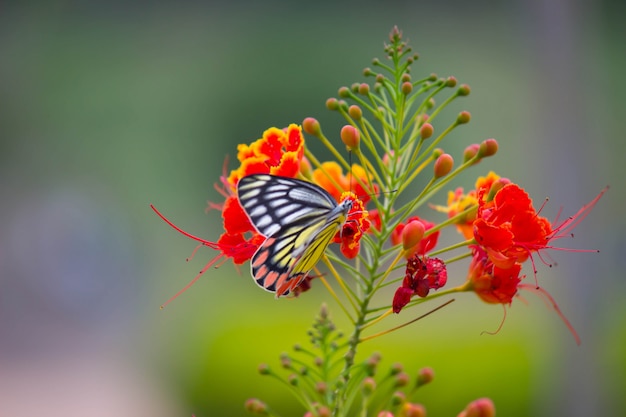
(1, 1, 624, 416)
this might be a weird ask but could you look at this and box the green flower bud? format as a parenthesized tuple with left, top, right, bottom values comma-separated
(244, 398, 268, 415)
(302, 117, 321, 136)
(390, 362, 404, 375)
(457, 110, 471, 124)
(338, 86, 350, 98)
(463, 398, 496, 417)
(458, 83, 471, 96)
(478, 138, 498, 157)
(416, 367, 434, 386)
(402, 221, 425, 251)
(401, 81, 412, 95)
(362, 377, 377, 395)
(400, 403, 426, 417)
(434, 153, 454, 178)
(395, 372, 410, 387)
(341, 125, 360, 150)
(463, 144, 480, 163)
(258, 364, 271, 375)
(420, 123, 433, 140)
(288, 374, 298, 386)
(326, 98, 339, 111)
(348, 105, 363, 121)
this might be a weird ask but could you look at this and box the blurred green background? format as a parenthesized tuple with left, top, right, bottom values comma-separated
(1, 1, 624, 416)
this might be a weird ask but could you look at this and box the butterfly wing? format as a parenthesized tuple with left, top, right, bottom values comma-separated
(237, 174, 351, 297)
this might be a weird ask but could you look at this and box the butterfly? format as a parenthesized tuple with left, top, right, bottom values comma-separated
(237, 174, 354, 297)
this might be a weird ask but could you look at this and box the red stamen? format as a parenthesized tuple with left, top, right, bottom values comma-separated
(480, 304, 507, 337)
(150, 204, 217, 248)
(160, 255, 224, 309)
(519, 283, 581, 345)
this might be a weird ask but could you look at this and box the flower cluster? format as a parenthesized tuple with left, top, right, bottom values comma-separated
(153, 26, 606, 416)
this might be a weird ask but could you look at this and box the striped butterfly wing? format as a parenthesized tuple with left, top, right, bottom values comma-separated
(237, 174, 352, 297)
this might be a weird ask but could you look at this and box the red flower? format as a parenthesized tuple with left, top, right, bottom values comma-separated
(465, 246, 581, 344)
(432, 171, 505, 240)
(150, 204, 265, 307)
(473, 184, 607, 270)
(391, 216, 439, 255)
(466, 247, 522, 305)
(333, 192, 371, 259)
(392, 256, 447, 313)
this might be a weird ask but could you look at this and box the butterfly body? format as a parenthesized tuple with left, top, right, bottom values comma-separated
(237, 174, 353, 297)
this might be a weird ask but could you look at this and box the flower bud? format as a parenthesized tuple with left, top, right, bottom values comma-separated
(462, 398, 496, 417)
(463, 144, 480, 163)
(395, 372, 410, 387)
(382, 151, 394, 168)
(363, 67, 374, 76)
(377, 412, 393, 417)
(362, 377, 377, 395)
(340, 125, 360, 150)
(401, 73, 411, 83)
(288, 374, 298, 386)
(390, 26, 402, 42)
(390, 362, 404, 375)
(428, 73, 437, 81)
(486, 177, 511, 201)
(280, 353, 291, 368)
(392, 391, 406, 405)
(245, 398, 268, 415)
(302, 118, 320, 136)
(351, 82, 360, 93)
(348, 105, 363, 121)
(316, 406, 331, 417)
(315, 381, 327, 394)
(457, 111, 471, 124)
(432, 148, 443, 158)
(446, 76, 457, 88)
(299, 157, 312, 178)
(425, 98, 435, 109)
(376, 73, 385, 83)
(258, 364, 271, 375)
(358, 83, 370, 95)
(478, 138, 498, 157)
(325, 98, 339, 111)
(402, 221, 425, 251)
(400, 403, 426, 417)
(420, 123, 433, 140)
(434, 153, 454, 178)
(458, 83, 471, 96)
(416, 367, 434, 386)
(402, 81, 413, 95)
(338, 86, 350, 98)
(338, 100, 349, 111)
